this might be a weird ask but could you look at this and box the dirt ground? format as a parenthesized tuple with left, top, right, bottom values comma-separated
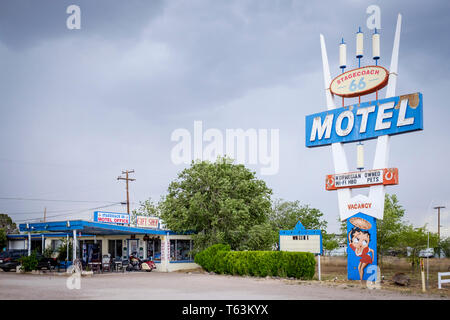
(0, 268, 448, 300)
(315, 256, 450, 297)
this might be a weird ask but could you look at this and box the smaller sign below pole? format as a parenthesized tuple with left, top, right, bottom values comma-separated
(326, 168, 398, 190)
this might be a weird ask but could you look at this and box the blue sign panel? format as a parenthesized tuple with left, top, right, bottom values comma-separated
(93, 211, 130, 225)
(347, 212, 377, 281)
(305, 93, 423, 147)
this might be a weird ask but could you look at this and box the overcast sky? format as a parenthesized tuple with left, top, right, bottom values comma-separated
(0, 0, 449, 235)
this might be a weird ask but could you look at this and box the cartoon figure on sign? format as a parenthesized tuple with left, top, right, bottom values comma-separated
(348, 217, 375, 281)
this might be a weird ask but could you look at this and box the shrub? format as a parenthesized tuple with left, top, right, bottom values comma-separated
(194, 243, 230, 272)
(195, 245, 316, 280)
(57, 239, 73, 261)
(18, 251, 39, 272)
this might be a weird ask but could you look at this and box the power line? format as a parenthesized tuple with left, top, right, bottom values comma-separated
(117, 170, 135, 215)
(14, 203, 122, 223)
(5, 208, 86, 215)
(0, 197, 120, 203)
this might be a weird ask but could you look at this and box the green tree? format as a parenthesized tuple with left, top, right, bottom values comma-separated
(397, 224, 439, 270)
(377, 194, 406, 265)
(0, 213, 18, 250)
(0, 228, 6, 250)
(131, 198, 160, 225)
(270, 199, 328, 231)
(439, 237, 450, 258)
(244, 222, 278, 251)
(0, 213, 18, 234)
(322, 233, 340, 255)
(159, 157, 272, 252)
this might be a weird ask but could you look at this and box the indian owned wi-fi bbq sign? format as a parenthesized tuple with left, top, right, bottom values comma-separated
(325, 168, 398, 190)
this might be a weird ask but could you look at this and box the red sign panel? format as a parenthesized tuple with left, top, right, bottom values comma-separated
(326, 168, 398, 191)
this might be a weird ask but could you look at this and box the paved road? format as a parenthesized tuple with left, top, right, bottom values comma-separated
(0, 271, 446, 300)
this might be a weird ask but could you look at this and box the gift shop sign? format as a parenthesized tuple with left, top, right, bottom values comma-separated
(326, 168, 398, 190)
(136, 216, 159, 229)
(305, 93, 423, 148)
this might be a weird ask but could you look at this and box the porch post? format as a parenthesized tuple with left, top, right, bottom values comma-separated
(72, 230, 77, 262)
(66, 234, 69, 261)
(27, 232, 31, 256)
(41, 234, 45, 254)
(165, 232, 170, 272)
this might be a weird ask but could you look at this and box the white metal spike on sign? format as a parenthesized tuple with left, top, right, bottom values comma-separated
(320, 14, 402, 221)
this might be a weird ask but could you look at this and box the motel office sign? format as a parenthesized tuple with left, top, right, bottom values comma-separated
(93, 211, 130, 225)
(305, 93, 423, 147)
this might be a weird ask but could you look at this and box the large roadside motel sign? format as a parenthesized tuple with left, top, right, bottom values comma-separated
(305, 14, 423, 281)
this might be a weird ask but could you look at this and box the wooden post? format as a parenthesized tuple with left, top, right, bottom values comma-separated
(420, 258, 426, 292)
(318, 254, 321, 281)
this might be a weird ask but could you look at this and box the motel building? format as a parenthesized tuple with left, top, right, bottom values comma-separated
(6, 211, 198, 272)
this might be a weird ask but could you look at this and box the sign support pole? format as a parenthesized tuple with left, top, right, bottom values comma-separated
(27, 232, 31, 256)
(318, 254, 321, 281)
(318, 14, 403, 282)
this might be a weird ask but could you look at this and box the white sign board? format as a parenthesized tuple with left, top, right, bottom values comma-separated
(136, 216, 159, 229)
(93, 211, 130, 225)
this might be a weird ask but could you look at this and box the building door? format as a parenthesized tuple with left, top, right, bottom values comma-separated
(129, 240, 138, 256)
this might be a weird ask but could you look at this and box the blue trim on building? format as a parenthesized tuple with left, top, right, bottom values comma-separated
(169, 260, 195, 264)
(18, 220, 184, 236)
(7, 232, 94, 239)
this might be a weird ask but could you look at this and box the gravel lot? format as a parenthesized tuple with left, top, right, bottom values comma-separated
(0, 271, 447, 300)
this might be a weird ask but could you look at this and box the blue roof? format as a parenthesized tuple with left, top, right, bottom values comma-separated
(7, 232, 94, 239)
(18, 220, 184, 236)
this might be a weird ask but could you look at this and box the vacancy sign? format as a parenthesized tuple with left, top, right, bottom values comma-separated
(326, 168, 398, 191)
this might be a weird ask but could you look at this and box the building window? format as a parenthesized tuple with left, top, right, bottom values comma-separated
(51, 240, 62, 252)
(146, 238, 161, 262)
(108, 240, 122, 259)
(169, 239, 193, 261)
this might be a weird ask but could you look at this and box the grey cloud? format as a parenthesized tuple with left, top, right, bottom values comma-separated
(0, 0, 449, 235)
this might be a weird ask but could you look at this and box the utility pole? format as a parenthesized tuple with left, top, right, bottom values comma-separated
(434, 205, 445, 258)
(117, 170, 135, 215)
(434, 206, 445, 239)
(43, 207, 46, 222)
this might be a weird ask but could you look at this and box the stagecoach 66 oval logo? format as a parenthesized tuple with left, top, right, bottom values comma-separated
(330, 65, 389, 98)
